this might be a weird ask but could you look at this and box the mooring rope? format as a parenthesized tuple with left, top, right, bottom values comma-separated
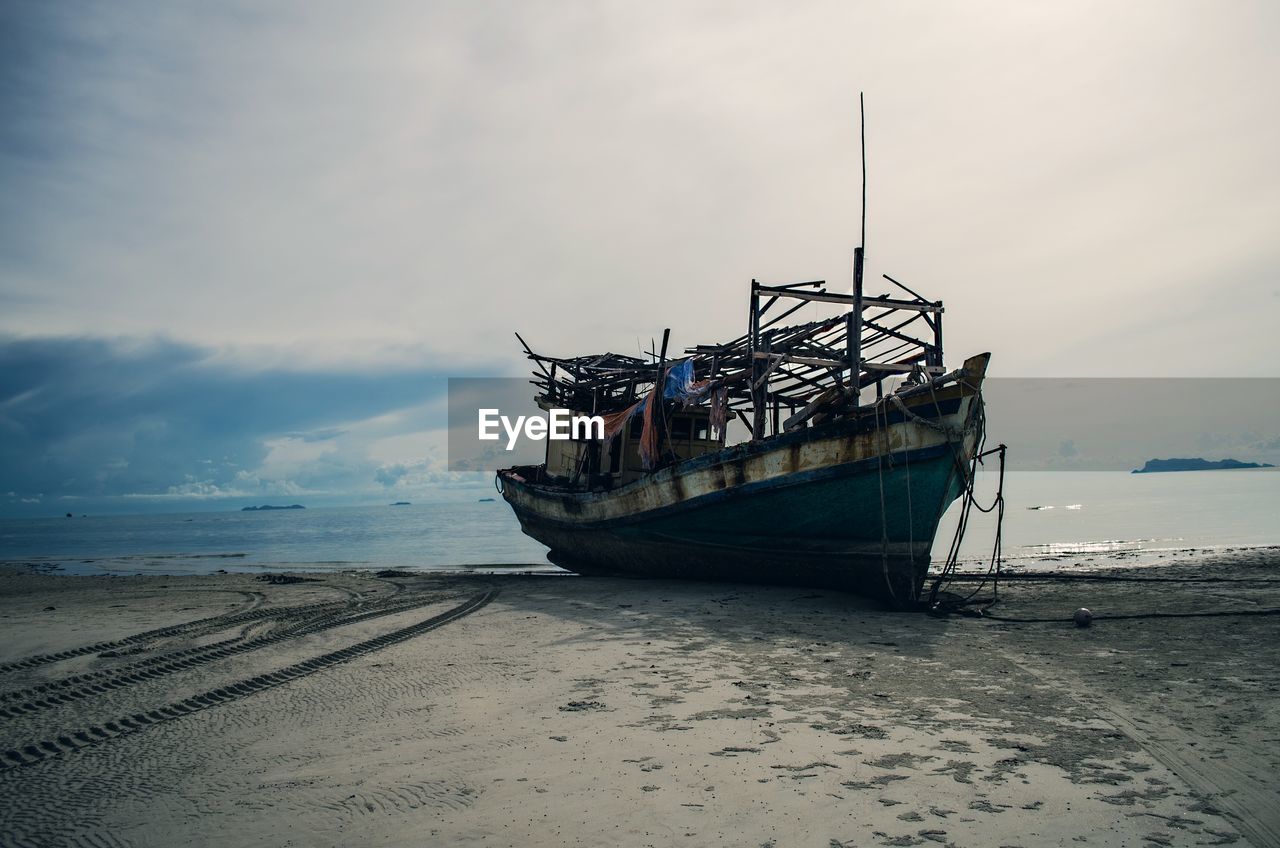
(928, 442, 1006, 612)
(874, 396, 898, 605)
(929, 572, 1280, 585)
(888, 391, 980, 440)
(922, 378, 1007, 613)
(937, 567, 1280, 623)
(981, 608, 1280, 624)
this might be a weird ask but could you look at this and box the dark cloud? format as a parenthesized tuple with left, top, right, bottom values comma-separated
(0, 335, 456, 513)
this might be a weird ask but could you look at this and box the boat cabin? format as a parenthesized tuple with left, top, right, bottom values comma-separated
(543, 407, 723, 489)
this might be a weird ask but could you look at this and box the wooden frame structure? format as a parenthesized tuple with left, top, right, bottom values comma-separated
(516, 255, 947, 478)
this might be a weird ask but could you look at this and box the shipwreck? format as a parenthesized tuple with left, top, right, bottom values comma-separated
(496, 239, 995, 606)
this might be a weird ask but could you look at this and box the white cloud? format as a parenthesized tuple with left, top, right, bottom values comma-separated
(2, 1, 1276, 378)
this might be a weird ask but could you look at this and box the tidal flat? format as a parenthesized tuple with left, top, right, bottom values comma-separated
(1, 549, 1277, 847)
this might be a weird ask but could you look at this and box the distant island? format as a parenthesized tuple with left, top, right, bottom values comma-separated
(1133, 458, 1274, 474)
(390, 501, 411, 506)
(241, 504, 306, 511)
(478, 497, 496, 502)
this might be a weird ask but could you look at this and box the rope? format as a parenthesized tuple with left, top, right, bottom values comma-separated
(924, 380, 1005, 613)
(888, 392, 975, 440)
(982, 608, 1280, 624)
(928, 443, 1006, 613)
(867, 381, 1002, 610)
(874, 396, 898, 604)
(940, 568, 1280, 624)
(903, 412, 915, 597)
(927, 572, 1280, 585)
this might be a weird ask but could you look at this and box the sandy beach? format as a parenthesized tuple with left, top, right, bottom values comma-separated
(2, 550, 1279, 847)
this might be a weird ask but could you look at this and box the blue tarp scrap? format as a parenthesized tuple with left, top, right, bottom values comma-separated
(631, 359, 700, 418)
(663, 359, 697, 400)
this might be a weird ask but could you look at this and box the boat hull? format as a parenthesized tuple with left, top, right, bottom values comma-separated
(499, 380, 985, 606)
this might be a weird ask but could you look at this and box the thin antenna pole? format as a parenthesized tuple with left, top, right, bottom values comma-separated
(860, 91, 866, 250)
(849, 92, 866, 401)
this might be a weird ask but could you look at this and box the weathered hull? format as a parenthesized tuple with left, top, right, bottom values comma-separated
(499, 380, 985, 606)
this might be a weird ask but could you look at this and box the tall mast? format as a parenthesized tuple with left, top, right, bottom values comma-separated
(848, 92, 866, 401)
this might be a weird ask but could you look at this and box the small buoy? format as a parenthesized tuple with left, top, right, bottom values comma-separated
(1073, 607, 1093, 627)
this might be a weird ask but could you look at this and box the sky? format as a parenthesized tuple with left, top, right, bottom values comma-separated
(2, 1, 1278, 515)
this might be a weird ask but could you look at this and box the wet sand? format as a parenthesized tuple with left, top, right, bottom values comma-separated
(1, 549, 1278, 847)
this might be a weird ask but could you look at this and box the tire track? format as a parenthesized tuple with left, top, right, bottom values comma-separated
(0, 830, 132, 848)
(0, 577, 410, 677)
(0, 589, 496, 773)
(0, 595, 503, 848)
(0, 598, 352, 676)
(0, 592, 452, 719)
(0, 628, 261, 704)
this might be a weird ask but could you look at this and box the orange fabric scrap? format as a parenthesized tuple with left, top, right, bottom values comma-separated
(638, 375, 663, 469)
(599, 399, 643, 443)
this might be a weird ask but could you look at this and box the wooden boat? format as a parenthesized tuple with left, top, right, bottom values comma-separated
(498, 245, 992, 606)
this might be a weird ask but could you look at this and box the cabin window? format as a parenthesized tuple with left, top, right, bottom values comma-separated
(668, 415, 710, 441)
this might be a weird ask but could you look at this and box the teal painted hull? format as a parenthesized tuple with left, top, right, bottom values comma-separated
(623, 447, 962, 548)
(505, 441, 969, 606)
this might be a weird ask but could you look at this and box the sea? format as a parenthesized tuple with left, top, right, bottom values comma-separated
(1, 471, 1276, 576)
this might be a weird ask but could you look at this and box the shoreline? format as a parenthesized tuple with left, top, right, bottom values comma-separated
(5, 541, 1279, 579)
(1, 548, 1278, 846)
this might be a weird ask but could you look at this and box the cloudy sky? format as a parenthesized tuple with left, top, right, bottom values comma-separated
(2, 1, 1277, 514)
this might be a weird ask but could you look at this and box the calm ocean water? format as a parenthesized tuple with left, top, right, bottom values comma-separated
(1, 471, 1276, 576)
(940, 469, 1280, 568)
